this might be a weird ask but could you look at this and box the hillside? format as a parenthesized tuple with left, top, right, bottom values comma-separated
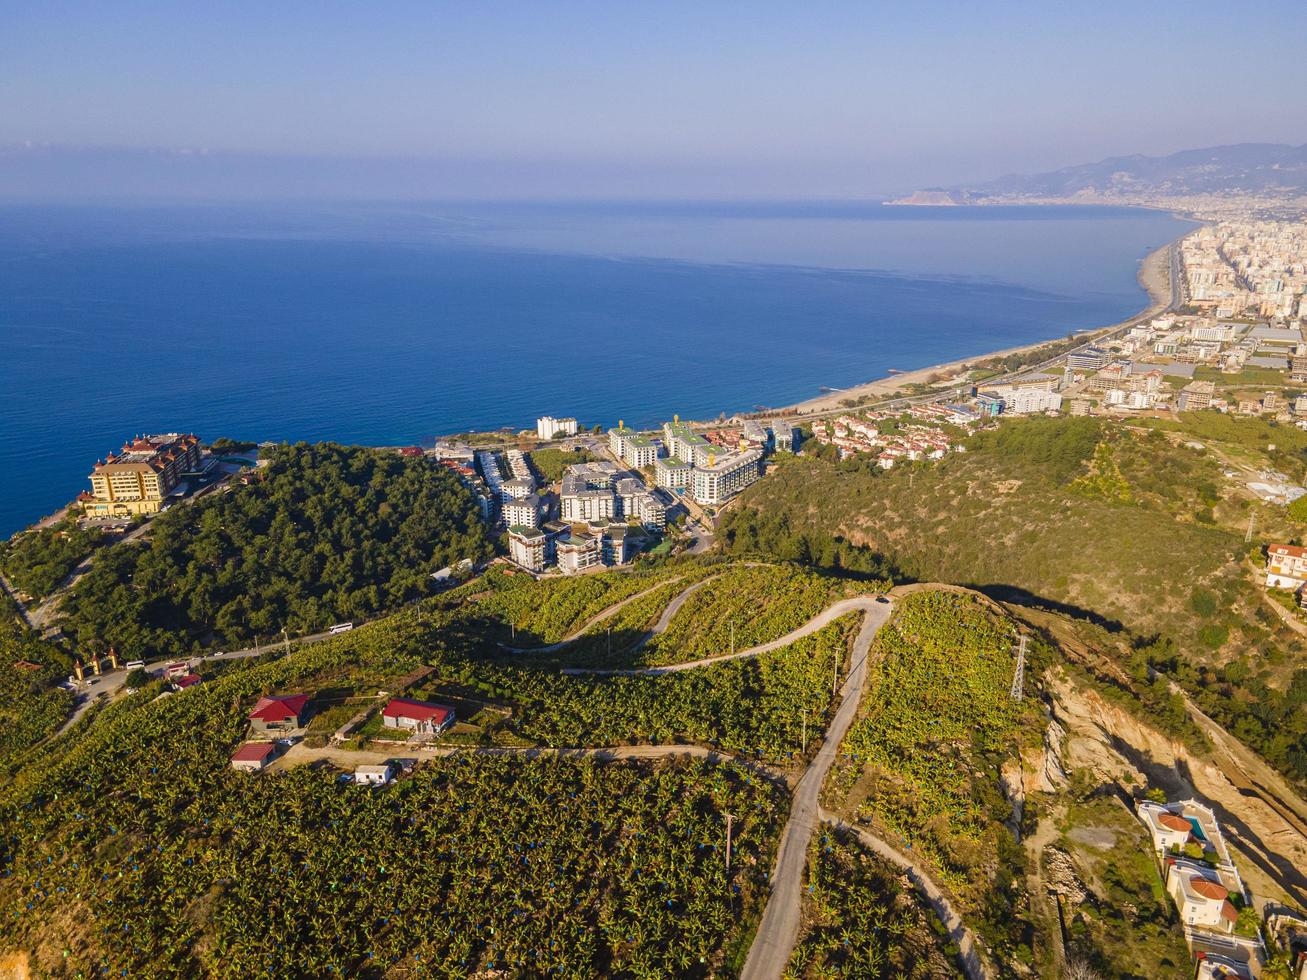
(58, 443, 493, 660)
(2, 559, 1304, 976)
(723, 416, 1307, 791)
(889, 142, 1307, 203)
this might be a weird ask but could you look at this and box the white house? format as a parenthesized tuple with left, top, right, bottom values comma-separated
(354, 764, 393, 786)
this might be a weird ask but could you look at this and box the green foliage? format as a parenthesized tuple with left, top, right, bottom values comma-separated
(1069, 441, 1132, 503)
(60, 443, 493, 659)
(0, 591, 73, 772)
(0, 606, 783, 977)
(787, 828, 961, 978)
(476, 618, 858, 761)
(207, 437, 259, 454)
(1288, 494, 1307, 523)
(470, 562, 706, 646)
(967, 416, 1102, 484)
(828, 591, 1044, 961)
(0, 517, 105, 600)
(124, 667, 149, 689)
(528, 446, 598, 483)
(642, 564, 858, 665)
(717, 508, 896, 579)
(1189, 588, 1218, 617)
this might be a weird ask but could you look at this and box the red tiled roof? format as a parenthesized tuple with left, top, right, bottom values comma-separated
(1191, 879, 1229, 901)
(174, 674, 202, 688)
(1270, 544, 1307, 559)
(248, 693, 310, 722)
(231, 742, 276, 763)
(382, 697, 453, 725)
(1220, 899, 1239, 923)
(1158, 813, 1192, 833)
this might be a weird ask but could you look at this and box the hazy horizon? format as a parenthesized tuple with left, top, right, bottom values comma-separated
(4, 1, 1306, 201)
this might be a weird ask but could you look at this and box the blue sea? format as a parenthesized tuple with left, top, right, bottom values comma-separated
(0, 201, 1192, 535)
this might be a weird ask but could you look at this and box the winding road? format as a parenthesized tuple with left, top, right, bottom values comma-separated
(562, 595, 887, 677)
(740, 599, 890, 979)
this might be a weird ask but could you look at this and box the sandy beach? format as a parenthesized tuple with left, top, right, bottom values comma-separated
(780, 236, 1179, 416)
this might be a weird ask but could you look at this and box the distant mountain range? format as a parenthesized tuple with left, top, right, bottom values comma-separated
(889, 142, 1307, 204)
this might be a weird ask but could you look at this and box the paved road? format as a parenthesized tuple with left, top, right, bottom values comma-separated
(740, 599, 891, 980)
(822, 812, 992, 980)
(563, 595, 889, 677)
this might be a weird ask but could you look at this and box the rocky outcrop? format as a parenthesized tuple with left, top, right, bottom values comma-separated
(1041, 670, 1307, 908)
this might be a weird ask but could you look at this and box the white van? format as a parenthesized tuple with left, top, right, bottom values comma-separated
(328, 622, 354, 635)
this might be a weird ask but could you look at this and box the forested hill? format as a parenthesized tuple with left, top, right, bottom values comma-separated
(60, 443, 493, 659)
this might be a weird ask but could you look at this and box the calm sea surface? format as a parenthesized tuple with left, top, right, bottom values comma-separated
(0, 201, 1192, 535)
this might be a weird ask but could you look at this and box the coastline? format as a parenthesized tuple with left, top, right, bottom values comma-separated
(778, 236, 1179, 416)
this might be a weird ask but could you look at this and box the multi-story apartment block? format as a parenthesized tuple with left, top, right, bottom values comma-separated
(503, 493, 544, 529)
(84, 433, 202, 517)
(655, 456, 691, 491)
(1177, 380, 1216, 411)
(557, 531, 602, 575)
(690, 449, 762, 506)
(507, 525, 550, 573)
(536, 416, 578, 440)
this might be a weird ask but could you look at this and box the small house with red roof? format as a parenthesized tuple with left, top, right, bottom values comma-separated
(248, 693, 311, 734)
(230, 741, 278, 773)
(173, 673, 202, 690)
(381, 697, 454, 736)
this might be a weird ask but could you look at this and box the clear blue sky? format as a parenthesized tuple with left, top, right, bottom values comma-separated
(2, 0, 1304, 199)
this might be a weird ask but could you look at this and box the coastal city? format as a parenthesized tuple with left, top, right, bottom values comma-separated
(6, 7, 1307, 975)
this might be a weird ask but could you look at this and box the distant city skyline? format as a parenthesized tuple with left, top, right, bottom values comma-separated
(3, 0, 1306, 200)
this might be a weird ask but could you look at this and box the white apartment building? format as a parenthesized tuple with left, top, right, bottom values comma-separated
(508, 526, 549, 573)
(655, 456, 691, 491)
(1003, 388, 1063, 415)
(503, 493, 543, 529)
(536, 416, 578, 440)
(691, 449, 762, 506)
(561, 489, 614, 522)
(557, 532, 602, 575)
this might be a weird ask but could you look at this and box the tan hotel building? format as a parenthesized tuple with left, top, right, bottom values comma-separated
(83, 433, 202, 517)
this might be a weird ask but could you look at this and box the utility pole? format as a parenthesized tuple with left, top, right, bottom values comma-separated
(1010, 633, 1027, 702)
(730, 620, 735, 657)
(801, 710, 807, 753)
(607, 626, 612, 658)
(724, 813, 735, 873)
(254, 634, 260, 657)
(282, 627, 290, 656)
(833, 647, 840, 698)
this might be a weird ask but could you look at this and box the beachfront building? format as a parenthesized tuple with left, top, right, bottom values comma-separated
(690, 448, 762, 506)
(83, 433, 202, 517)
(655, 456, 692, 491)
(1002, 388, 1063, 414)
(663, 419, 715, 467)
(536, 416, 578, 440)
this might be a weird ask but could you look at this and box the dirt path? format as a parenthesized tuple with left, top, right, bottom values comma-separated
(269, 740, 790, 788)
(739, 600, 891, 980)
(502, 575, 694, 654)
(822, 812, 993, 980)
(564, 596, 887, 677)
